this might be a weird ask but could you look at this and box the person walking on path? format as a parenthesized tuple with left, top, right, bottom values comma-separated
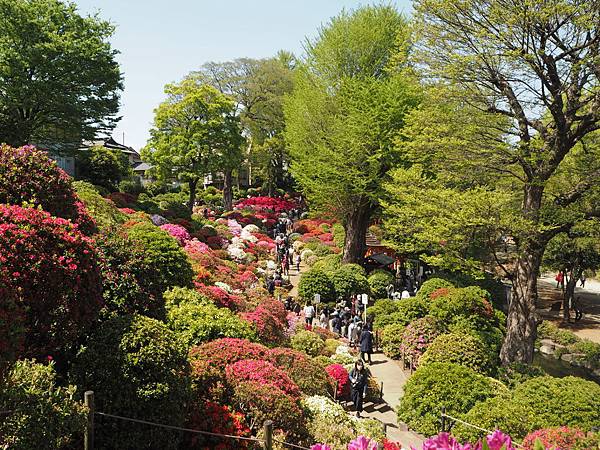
(304, 303, 315, 327)
(555, 271, 564, 289)
(360, 325, 373, 364)
(349, 360, 369, 418)
(295, 253, 301, 273)
(580, 272, 586, 288)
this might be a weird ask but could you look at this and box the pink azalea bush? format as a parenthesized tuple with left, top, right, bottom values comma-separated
(235, 196, 297, 213)
(325, 364, 350, 398)
(160, 223, 191, 245)
(225, 359, 301, 398)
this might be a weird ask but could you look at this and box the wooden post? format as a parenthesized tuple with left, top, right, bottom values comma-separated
(84, 391, 94, 450)
(263, 420, 273, 450)
(440, 406, 446, 433)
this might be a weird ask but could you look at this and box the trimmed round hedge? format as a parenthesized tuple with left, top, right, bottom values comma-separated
(70, 314, 190, 450)
(291, 330, 325, 357)
(367, 269, 394, 299)
(420, 332, 494, 375)
(415, 278, 454, 301)
(298, 268, 335, 302)
(396, 362, 498, 436)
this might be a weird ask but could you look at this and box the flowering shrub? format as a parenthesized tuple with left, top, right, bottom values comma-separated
(243, 306, 288, 346)
(428, 286, 495, 329)
(522, 427, 586, 450)
(231, 381, 305, 437)
(160, 223, 191, 245)
(325, 364, 350, 399)
(189, 338, 269, 371)
(0, 205, 102, 359)
(415, 278, 455, 301)
(0, 360, 87, 449)
(151, 213, 168, 226)
(185, 401, 251, 449)
(226, 360, 301, 398)
(397, 362, 497, 436)
(400, 317, 444, 367)
(70, 314, 190, 450)
(235, 196, 297, 213)
(0, 144, 96, 234)
(195, 283, 242, 310)
(291, 330, 325, 356)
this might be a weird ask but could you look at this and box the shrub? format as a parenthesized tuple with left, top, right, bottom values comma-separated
(496, 363, 545, 389)
(185, 400, 251, 449)
(512, 376, 600, 431)
(321, 338, 342, 356)
(77, 145, 131, 191)
(95, 231, 167, 319)
(311, 253, 343, 274)
(325, 364, 350, 399)
(226, 360, 301, 398)
(400, 317, 445, 367)
(368, 299, 399, 323)
(0, 144, 96, 234)
(428, 286, 495, 328)
(373, 297, 429, 330)
(189, 338, 269, 371)
(0, 360, 87, 449)
(231, 381, 305, 437)
(166, 291, 257, 347)
(367, 270, 394, 299)
(453, 396, 536, 442)
(73, 181, 127, 230)
(397, 362, 497, 436)
(69, 314, 190, 450)
(126, 221, 194, 295)
(537, 320, 581, 346)
(415, 277, 455, 301)
(243, 305, 288, 346)
(160, 223, 191, 245)
(302, 396, 355, 449)
(291, 330, 325, 356)
(286, 358, 335, 397)
(330, 264, 370, 299)
(0, 286, 23, 374)
(380, 323, 406, 359)
(299, 269, 336, 302)
(0, 205, 102, 359)
(522, 427, 587, 450)
(420, 332, 495, 375)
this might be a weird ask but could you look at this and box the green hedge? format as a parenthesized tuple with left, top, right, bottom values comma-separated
(299, 269, 336, 302)
(367, 270, 394, 299)
(420, 332, 495, 375)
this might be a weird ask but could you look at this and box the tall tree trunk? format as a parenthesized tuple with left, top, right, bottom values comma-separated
(342, 204, 372, 264)
(500, 184, 545, 364)
(188, 177, 199, 214)
(223, 169, 233, 211)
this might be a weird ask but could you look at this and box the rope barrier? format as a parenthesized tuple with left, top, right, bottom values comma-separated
(94, 411, 262, 443)
(441, 413, 524, 448)
(273, 438, 311, 450)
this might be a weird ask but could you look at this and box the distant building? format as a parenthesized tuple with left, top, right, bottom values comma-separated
(83, 137, 143, 167)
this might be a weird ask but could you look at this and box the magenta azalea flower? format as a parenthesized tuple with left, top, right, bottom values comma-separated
(348, 436, 378, 450)
(311, 445, 332, 450)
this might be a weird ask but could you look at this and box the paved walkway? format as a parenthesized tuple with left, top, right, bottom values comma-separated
(362, 352, 425, 447)
(286, 255, 424, 447)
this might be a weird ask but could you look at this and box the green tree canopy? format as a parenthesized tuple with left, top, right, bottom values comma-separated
(285, 4, 420, 263)
(76, 145, 131, 191)
(142, 76, 243, 212)
(0, 0, 122, 149)
(385, 0, 600, 363)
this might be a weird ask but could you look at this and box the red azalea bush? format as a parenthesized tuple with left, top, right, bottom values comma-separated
(189, 338, 269, 371)
(185, 401, 251, 450)
(325, 364, 350, 398)
(0, 205, 102, 358)
(242, 306, 288, 346)
(226, 360, 301, 398)
(522, 427, 587, 450)
(0, 286, 25, 374)
(0, 144, 96, 234)
(235, 196, 297, 213)
(118, 207, 137, 215)
(107, 191, 138, 208)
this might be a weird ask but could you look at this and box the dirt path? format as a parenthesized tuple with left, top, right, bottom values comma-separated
(538, 275, 600, 344)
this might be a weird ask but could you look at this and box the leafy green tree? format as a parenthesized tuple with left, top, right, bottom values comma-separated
(76, 145, 131, 191)
(196, 53, 295, 196)
(142, 76, 242, 212)
(0, 0, 122, 149)
(388, 0, 600, 363)
(285, 5, 420, 263)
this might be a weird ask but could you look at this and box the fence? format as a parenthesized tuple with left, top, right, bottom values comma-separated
(82, 391, 385, 450)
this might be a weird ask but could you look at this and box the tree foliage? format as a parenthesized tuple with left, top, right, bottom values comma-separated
(0, 0, 122, 148)
(285, 4, 420, 263)
(76, 145, 131, 191)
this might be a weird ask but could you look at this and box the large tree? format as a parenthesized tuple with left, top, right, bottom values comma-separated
(285, 5, 420, 263)
(0, 0, 122, 149)
(196, 53, 295, 196)
(395, 0, 600, 363)
(142, 76, 242, 212)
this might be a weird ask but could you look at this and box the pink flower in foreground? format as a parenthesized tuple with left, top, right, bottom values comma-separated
(480, 430, 515, 450)
(348, 436, 378, 450)
(311, 445, 332, 450)
(420, 433, 472, 450)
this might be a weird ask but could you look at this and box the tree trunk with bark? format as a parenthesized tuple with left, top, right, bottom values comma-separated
(223, 169, 233, 211)
(501, 184, 545, 364)
(187, 177, 199, 214)
(342, 204, 372, 264)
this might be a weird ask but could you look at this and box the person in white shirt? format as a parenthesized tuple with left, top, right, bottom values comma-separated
(401, 289, 410, 299)
(304, 304, 315, 326)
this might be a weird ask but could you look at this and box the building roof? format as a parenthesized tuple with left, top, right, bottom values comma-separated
(133, 162, 152, 172)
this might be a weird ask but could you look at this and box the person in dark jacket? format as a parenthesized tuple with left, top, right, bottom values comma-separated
(348, 360, 369, 417)
(359, 325, 373, 364)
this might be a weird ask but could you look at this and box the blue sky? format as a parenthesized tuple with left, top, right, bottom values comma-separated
(73, 1, 412, 150)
